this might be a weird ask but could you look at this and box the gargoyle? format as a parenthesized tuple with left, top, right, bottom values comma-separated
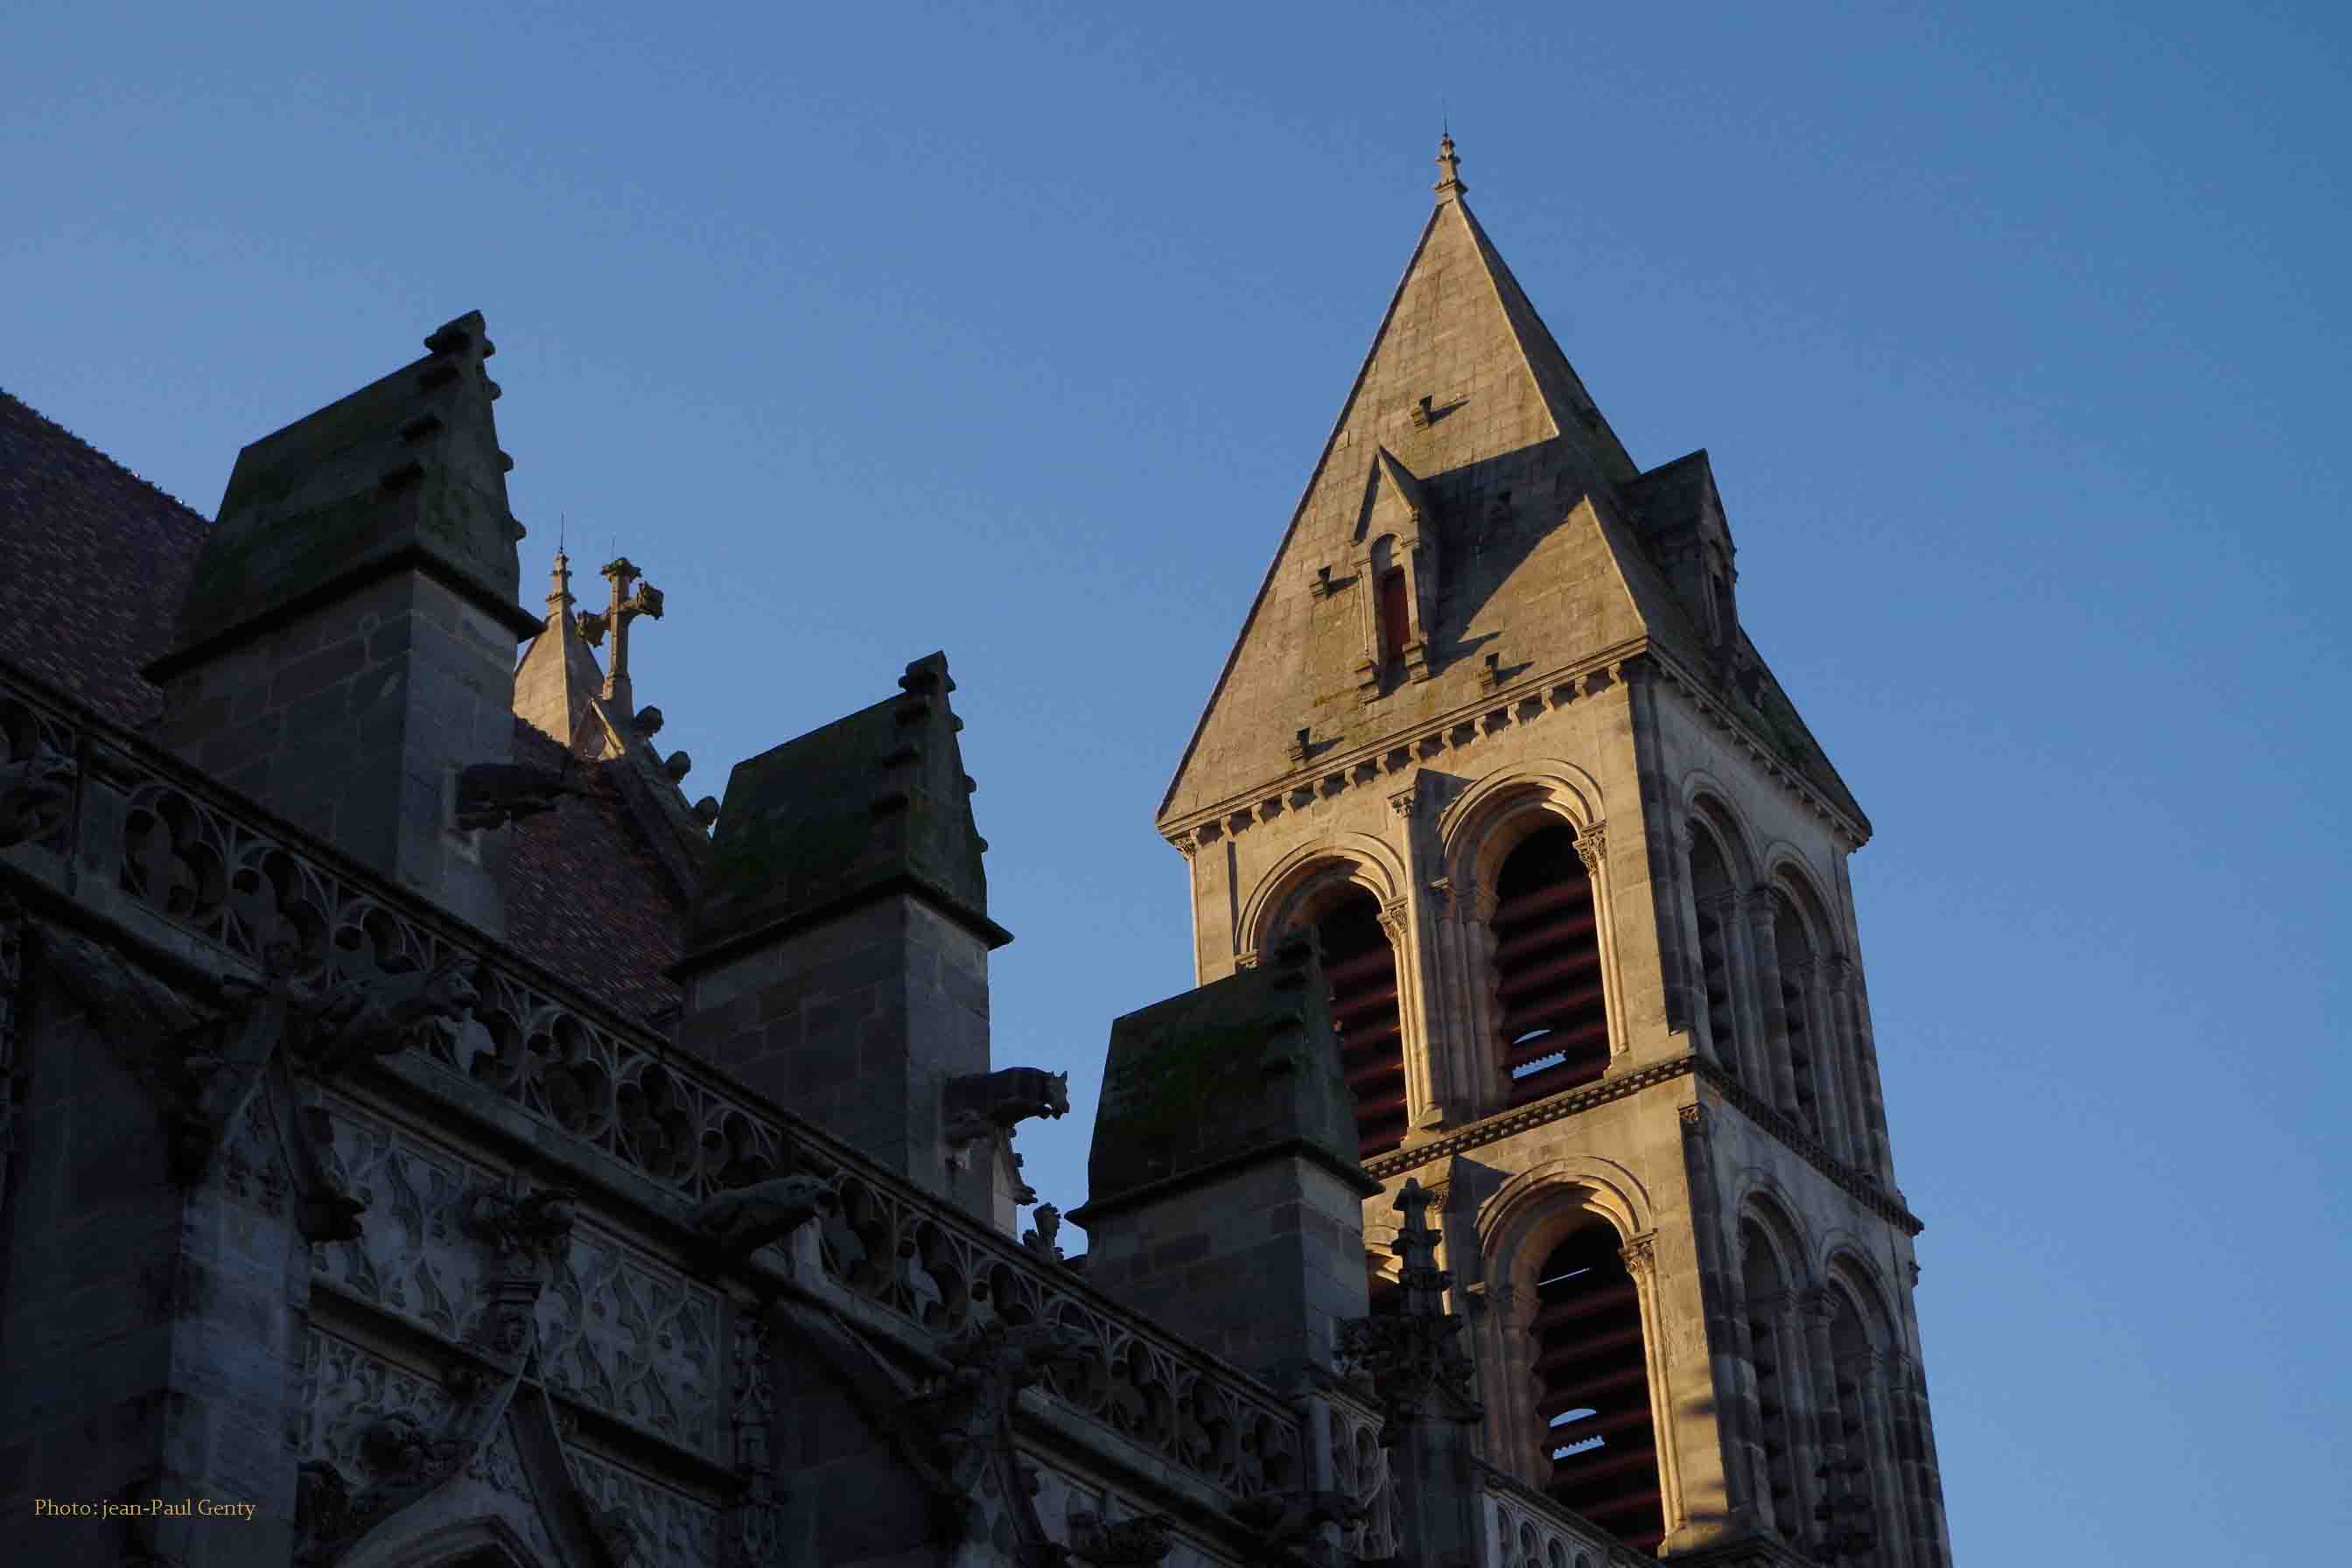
(943, 1066, 1069, 1149)
(1020, 1201, 1066, 1264)
(1068, 1510, 1176, 1566)
(455, 761, 578, 831)
(0, 742, 74, 846)
(688, 1173, 837, 1262)
(293, 954, 480, 1076)
(1232, 1490, 1367, 1558)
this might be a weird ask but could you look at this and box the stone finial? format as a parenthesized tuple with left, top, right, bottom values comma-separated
(1433, 132, 1466, 200)
(544, 548, 575, 624)
(1390, 1176, 1449, 1317)
(576, 556, 664, 713)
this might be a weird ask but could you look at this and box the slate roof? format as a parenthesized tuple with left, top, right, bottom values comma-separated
(0, 385, 689, 1019)
(0, 389, 208, 728)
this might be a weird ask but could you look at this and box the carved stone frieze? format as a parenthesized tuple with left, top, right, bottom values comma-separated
(570, 1447, 722, 1568)
(535, 1221, 724, 1460)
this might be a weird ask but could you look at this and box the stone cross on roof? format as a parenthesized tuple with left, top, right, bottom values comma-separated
(576, 556, 663, 715)
(1390, 1175, 1451, 1317)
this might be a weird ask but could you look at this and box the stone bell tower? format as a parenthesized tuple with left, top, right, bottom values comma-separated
(1155, 139, 1954, 1564)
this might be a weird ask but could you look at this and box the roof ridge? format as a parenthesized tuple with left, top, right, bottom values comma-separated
(0, 388, 214, 525)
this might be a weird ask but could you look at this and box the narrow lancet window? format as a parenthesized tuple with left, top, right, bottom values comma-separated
(1493, 822, 1608, 1104)
(1533, 1222, 1664, 1554)
(1378, 568, 1410, 665)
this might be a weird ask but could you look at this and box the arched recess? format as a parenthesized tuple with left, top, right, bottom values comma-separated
(1758, 856, 1851, 1158)
(1685, 807, 1751, 1085)
(1477, 1166, 1671, 1557)
(1242, 842, 1411, 1158)
(1437, 766, 1624, 1110)
(1734, 1201, 1812, 1550)
(1822, 1253, 1914, 1568)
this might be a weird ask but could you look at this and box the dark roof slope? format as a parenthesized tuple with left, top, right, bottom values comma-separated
(505, 718, 686, 1022)
(0, 388, 208, 727)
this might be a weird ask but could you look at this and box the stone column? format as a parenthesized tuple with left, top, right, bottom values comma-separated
(1726, 1288, 1778, 1538)
(1832, 958, 1897, 1183)
(1423, 878, 1471, 1121)
(1847, 1352, 1911, 1568)
(1797, 1288, 1848, 1558)
(1744, 892, 1802, 1116)
(1460, 885, 1505, 1120)
(1621, 1232, 1688, 1544)
(1699, 887, 1764, 1091)
(1678, 1103, 1760, 1543)
(1821, 958, 1880, 1174)
(1788, 958, 1844, 1154)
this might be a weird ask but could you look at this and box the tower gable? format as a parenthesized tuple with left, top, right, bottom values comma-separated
(1159, 176, 1704, 831)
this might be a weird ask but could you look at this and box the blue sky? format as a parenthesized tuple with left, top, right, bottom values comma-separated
(6, 2, 2348, 1559)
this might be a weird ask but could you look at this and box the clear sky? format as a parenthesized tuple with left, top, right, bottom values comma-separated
(6, 2, 2347, 1559)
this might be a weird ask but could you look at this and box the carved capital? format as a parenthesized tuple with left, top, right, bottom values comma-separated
(1795, 1284, 1840, 1326)
(1387, 784, 1419, 818)
(1424, 876, 1454, 917)
(1678, 1102, 1708, 1138)
(1376, 898, 1410, 944)
(1573, 820, 1607, 874)
(1235, 948, 1262, 970)
(1620, 1231, 1658, 1284)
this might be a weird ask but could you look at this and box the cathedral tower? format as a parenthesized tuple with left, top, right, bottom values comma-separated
(1157, 140, 1954, 1564)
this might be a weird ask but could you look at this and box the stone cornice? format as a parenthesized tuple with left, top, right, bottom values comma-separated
(1644, 648, 1871, 847)
(1158, 638, 1652, 851)
(1361, 1051, 1922, 1237)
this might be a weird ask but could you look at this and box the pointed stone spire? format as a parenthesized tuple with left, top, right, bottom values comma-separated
(545, 548, 576, 625)
(1433, 131, 1466, 201)
(514, 543, 617, 755)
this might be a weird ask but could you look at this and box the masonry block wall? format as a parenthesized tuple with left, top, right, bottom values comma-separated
(0, 962, 307, 1567)
(158, 573, 522, 936)
(678, 893, 992, 1201)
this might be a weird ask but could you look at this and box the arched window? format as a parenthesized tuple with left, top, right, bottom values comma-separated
(1492, 822, 1608, 1104)
(1304, 886, 1408, 1158)
(1531, 1222, 1663, 1554)
(1768, 892, 1824, 1138)
(1689, 824, 1741, 1080)
(1824, 1271, 1910, 1566)
(1741, 1222, 1805, 1545)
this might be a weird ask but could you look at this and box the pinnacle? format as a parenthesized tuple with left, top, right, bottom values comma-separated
(1433, 132, 1466, 201)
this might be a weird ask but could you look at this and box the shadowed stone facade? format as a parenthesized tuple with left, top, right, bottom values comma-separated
(0, 139, 1946, 1568)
